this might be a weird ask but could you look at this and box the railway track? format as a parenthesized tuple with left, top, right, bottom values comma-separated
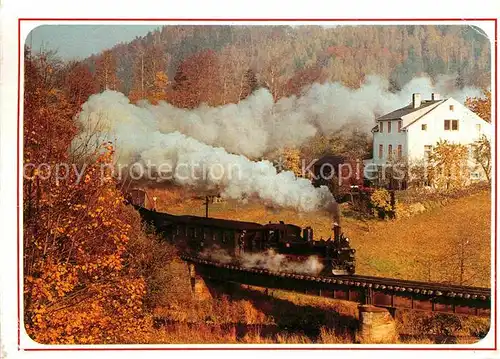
(182, 255, 491, 317)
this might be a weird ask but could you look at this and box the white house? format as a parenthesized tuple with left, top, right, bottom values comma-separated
(364, 93, 492, 185)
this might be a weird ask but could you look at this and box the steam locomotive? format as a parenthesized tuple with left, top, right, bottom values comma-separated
(126, 189, 356, 276)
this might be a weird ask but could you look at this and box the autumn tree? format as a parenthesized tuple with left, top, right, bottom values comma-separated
(128, 44, 169, 104)
(284, 65, 328, 97)
(23, 49, 151, 344)
(83, 25, 491, 99)
(300, 128, 371, 163)
(24, 146, 149, 344)
(281, 147, 302, 177)
(472, 134, 492, 181)
(62, 61, 97, 108)
(256, 40, 294, 101)
(239, 68, 258, 100)
(169, 49, 221, 108)
(465, 89, 491, 123)
(95, 50, 120, 92)
(23, 48, 78, 218)
(427, 140, 469, 190)
(217, 45, 255, 104)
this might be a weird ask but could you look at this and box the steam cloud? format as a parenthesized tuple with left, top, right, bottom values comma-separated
(199, 247, 325, 275)
(72, 95, 334, 212)
(77, 74, 482, 159)
(240, 250, 325, 275)
(72, 74, 480, 212)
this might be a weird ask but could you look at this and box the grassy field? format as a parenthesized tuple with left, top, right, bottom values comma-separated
(161, 189, 492, 288)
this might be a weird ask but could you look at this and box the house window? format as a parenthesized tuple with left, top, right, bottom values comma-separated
(444, 120, 450, 130)
(476, 124, 481, 132)
(449, 105, 454, 111)
(422, 124, 427, 131)
(379, 122, 384, 133)
(444, 120, 459, 131)
(388, 121, 392, 133)
(398, 120, 402, 132)
(424, 145, 432, 160)
(388, 144, 393, 160)
(397, 145, 402, 159)
(379, 144, 383, 159)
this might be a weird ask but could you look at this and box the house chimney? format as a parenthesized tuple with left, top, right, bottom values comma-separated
(412, 93, 421, 108)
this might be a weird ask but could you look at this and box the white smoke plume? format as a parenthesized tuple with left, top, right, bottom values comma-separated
(199, 247, 324, 275)
(72, 95, 334, 212)
(72, 74, 480, 212)
(77, 74, 482, 159)
(199, 246, 233, 264)
(240, 249, 325, 275)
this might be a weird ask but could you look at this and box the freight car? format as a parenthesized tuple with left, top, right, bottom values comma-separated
(129, 199, 356, 276)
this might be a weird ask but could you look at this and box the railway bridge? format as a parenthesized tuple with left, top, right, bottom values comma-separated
(125, 190, 491, 343)
(182, 255, 491, 317)
(182, 255, 491, 343)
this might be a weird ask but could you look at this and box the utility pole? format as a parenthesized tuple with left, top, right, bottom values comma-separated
(205, 196, 210, 218)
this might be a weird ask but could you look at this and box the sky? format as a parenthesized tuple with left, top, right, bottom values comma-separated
(26, 24, 341, 61)
(26, 25, 162, 61)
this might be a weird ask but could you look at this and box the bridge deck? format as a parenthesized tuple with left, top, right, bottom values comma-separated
(182, 255, 491, 317)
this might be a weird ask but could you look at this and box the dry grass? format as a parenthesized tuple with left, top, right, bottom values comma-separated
(396, 310, 490, 341)
(135, 183, 201, 210)
(147, 282, 490, 344)
(144, 323, 337, 344)
(252, 286, 359, 318)
(146, 273, 489, 344)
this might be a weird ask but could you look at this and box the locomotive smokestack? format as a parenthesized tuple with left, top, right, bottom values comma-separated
(333, 224, 341, 242)
(326, 200, 341, 240)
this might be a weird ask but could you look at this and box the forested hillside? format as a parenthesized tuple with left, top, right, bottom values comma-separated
(83, 25, 491, 108)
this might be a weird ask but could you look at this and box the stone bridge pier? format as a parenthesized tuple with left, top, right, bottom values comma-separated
(188, 263, 212, 301)
(356, 305, 398, 343)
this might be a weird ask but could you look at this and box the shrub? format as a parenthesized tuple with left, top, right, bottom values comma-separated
(369, 188, 395, 219)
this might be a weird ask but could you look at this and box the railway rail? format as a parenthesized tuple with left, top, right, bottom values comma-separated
(182, 255, 491, 317)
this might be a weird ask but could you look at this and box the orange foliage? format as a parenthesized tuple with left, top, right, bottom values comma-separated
(64, 62, 97, 108)
(169, 49, 221, 108)
(130, 71, 169, 105)
(24, 145, 150, 344)
(150, 71, 169, 104)
(465, 89, 491, 123)
(23, 50, 150, 344)
(284, 66, 328, 97)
